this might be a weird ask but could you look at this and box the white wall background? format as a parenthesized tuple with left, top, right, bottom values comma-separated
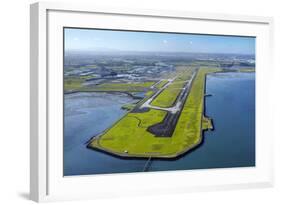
(0, 0, 280, 204)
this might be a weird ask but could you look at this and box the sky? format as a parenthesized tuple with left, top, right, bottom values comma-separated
(64, 28, 255, 55)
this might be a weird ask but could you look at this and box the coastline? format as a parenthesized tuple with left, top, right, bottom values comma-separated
(64, 90, 144, 100)
(87, 69, 218, 159)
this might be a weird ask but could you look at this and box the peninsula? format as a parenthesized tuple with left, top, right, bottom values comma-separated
(87, 67, 220, 158)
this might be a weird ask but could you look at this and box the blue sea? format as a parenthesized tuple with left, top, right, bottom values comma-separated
(64, 72, 255, 176)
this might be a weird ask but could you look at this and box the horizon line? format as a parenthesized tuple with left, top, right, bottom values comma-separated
(64, 49, 255, 56)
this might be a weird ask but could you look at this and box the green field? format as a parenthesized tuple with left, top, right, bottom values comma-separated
(150, 69, 193, 108)
(155, 80, 168, 89)
(170, 68, 215, 148)
(93, 109, 168, 155)
(64, 78, 84, 90)
(64, 78, 155, 92)
(94, 82, 155, 92)
(150, 80, 185, 108)
(202, 116, 213, 130)
(238, 67, 255, 72)
(88, 68, 220, 158)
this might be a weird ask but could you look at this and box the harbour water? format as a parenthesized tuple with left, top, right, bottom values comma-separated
(63, 92, 147, 176)
(64, 72, 255, 176)
(150, 72, 255, 171)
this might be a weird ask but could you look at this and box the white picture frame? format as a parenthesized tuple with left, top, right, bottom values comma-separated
(30, 1, 274, 202)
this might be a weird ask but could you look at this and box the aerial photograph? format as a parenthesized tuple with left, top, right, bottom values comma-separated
(63, 28, 255, 176)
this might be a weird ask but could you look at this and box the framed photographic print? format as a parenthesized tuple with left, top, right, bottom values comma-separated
(30, 2, 274, 202)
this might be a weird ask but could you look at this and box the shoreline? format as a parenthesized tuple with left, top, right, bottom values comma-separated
(64, 90, 144, 100)
(87, 69, 218, 159)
